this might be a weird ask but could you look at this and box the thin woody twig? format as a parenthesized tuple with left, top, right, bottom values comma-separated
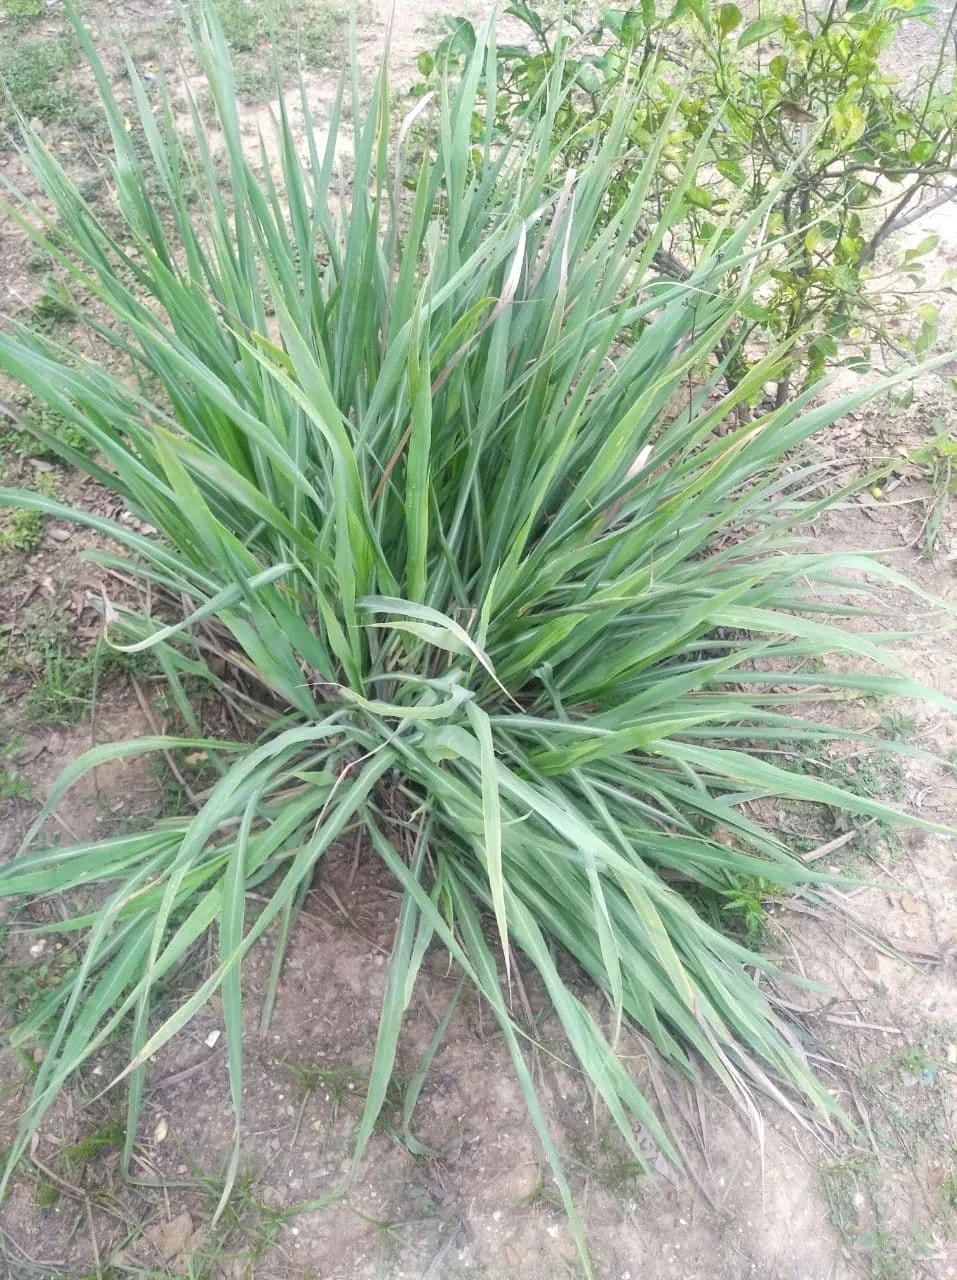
(130, 677, 199, 807)
(29, 1137, 102, 1280)
(802, 819, 876, 863)
(860, 184, 957, 266)
(824, 1016, 902, 1034)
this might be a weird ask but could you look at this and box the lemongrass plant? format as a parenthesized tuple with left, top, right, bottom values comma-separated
(0, 5, 950, 1267)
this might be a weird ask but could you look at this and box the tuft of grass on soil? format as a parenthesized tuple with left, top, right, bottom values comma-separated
(0, 929, 80, 1023)
(1, 0, 44, 19)
(163, 1163, 343, 1279)
(822, 1032, 957, 1279)
(0, 595, 158, 724)
(0, 392, 91, 462)
(0, 504, 44, 552)
(756, 736, 907, 864)
(30, 277, 76, 332)
(200, 0, 348, 97)
(0, 736, 32, 800)
(0, 35, 85, 144)
(25, 637, 152, 727)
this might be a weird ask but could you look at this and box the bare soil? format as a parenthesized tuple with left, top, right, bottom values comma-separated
(1, 3, 956, 1279)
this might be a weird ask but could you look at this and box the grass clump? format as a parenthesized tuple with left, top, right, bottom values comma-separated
(0, 736, 32, 800)
(1, 599, 157, 724)
(0, 7, 952, 1270)
(0, 470, 55, 550)
(0, 936, 80, 1023)
(0, 504, 43, 551)
(2, 0, 45, 19)
(22, 633, 135, 725)
(30, 276, 76, 331)
(203, 0, 346, 96)
(0, 35, 82, 144)
(1, 393, 91, 461)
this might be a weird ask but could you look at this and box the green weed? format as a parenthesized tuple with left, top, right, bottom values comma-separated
(178, 1164, 342, 1278)
(60, 1121, 125, 1171)
(24, 636, 152, 726)
(33, 1175, 60, 1208)
(0, 36, 83, 143)
(30, 278, 76, 332)
(0, 736, 32, 800)
(0, 598, 157, 725)
(760, 736, 907, 862)
(0, 470, 55, 549)
(1, 0, 44, 18)
(566, 1121, 647, 1198)
(821, 1159, 899, 1276)
(721, 877, 781, 939)
(23, 242, 56, 274)
(204, 0, 346, 96)
(0, 769, 32, 801)
(1, 391, 94, 463)
(519, 1176, 565, 1213)
(907, 419, 957, 554)
(283, 1060, 367, 1121)
(0, 505, 43, 551)
(822, 1034, 956, 1278)
(0, 939, 80, 1025)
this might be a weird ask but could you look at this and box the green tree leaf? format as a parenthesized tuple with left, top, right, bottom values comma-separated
(902, 234, 941, 265)
(685, 0, 712, 32)
(684, 184, 713, 208)
(737, 16, 784, 47)
(907, 139, 936, 165)
(716, 158, 747, 186)
(718, 3, 742, 34)
(916, 303, 939, 354)
(832, 102, 866, 145)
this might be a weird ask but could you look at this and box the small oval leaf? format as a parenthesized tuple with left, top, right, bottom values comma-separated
(718, 3, 742, 33)
(738, 16, 784, 47)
